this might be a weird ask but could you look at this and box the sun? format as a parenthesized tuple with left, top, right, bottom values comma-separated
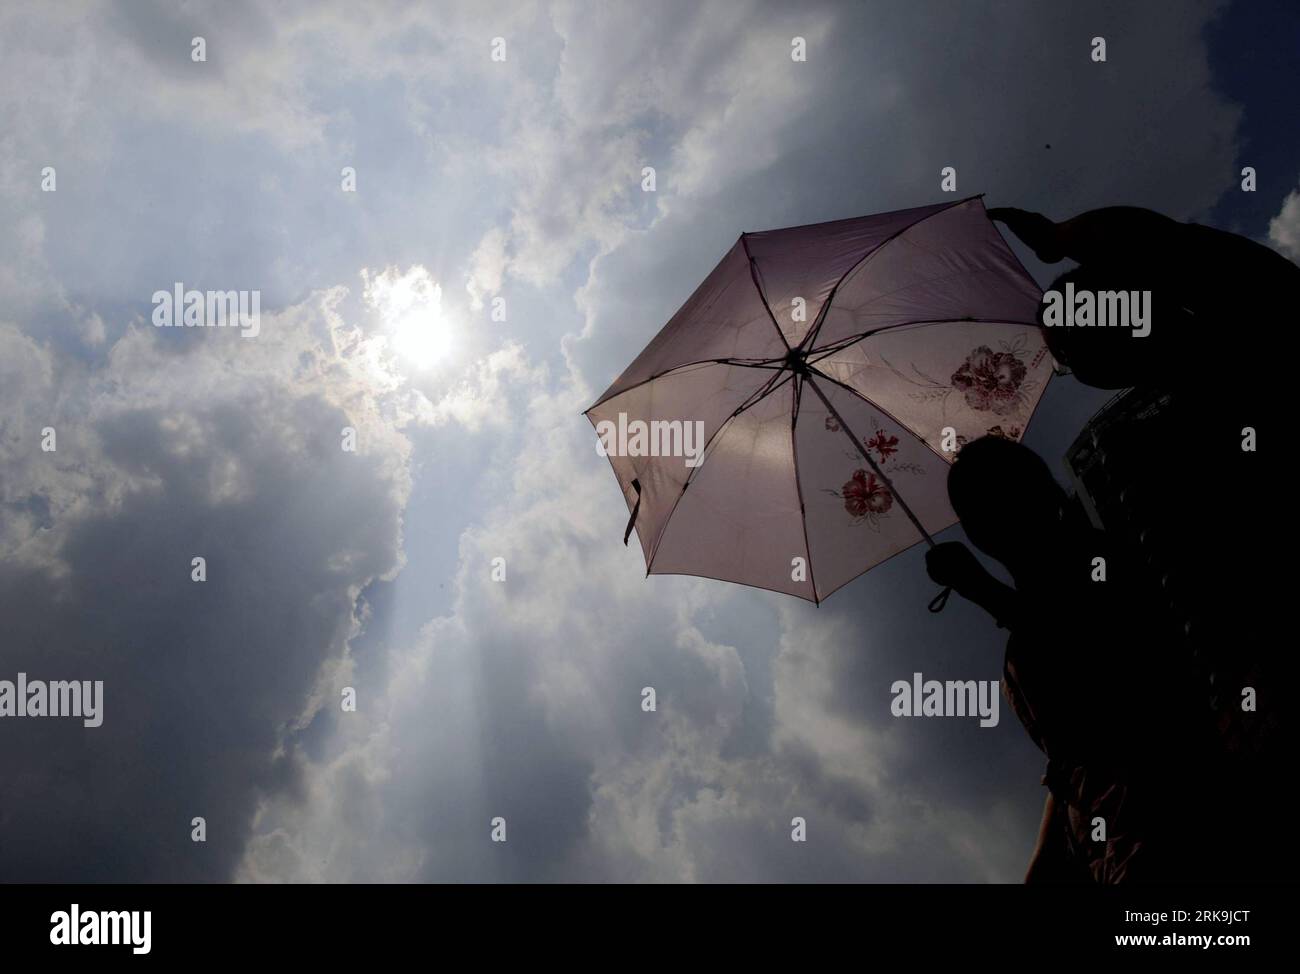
(391, 305, 455, 369)
(363, 265, 456, 370)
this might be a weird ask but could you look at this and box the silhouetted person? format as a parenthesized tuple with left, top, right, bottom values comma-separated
(926, 436, 1223, 883)
(989, 206, 1293, 865)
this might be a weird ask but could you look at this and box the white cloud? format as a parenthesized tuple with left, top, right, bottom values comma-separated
(1268, 181, 1300, 261)
(466, 228, 509, 310)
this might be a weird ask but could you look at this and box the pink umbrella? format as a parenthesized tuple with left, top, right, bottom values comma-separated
(586, 196, 1051, 604)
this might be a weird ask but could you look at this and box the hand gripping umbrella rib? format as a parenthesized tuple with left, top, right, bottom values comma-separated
(586, 196, 1051, 605)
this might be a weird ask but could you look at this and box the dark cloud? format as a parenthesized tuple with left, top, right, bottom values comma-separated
(0, 311, 412, 880)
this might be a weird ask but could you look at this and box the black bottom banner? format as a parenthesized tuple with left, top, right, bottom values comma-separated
(0, 882, 1289, 961)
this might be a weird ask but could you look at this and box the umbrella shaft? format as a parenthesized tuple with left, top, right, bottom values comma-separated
(805, 375, 936, 548)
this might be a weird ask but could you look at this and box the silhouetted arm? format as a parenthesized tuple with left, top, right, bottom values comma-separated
(988, 206, 1180, 266)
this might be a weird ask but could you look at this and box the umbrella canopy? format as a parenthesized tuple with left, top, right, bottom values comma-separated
(586, 195, 1051, 603)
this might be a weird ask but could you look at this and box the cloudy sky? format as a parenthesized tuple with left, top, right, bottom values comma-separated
(1, 0, 1296, 883)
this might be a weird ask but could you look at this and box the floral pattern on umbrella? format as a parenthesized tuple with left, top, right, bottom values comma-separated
(823, 421, 926, 528)
(879, 334, 1047, 423)
(835, 470, 893, 525)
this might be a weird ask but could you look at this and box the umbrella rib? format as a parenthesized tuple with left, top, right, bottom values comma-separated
(799, 194, 982, 351)
(638, 567, 823, 604)
(644, 369, 797, 573)
(824, 263, 1035, 321)
(789, 374, 820, 605)
(806, 315, 1044, 364)
(741, 234, 794, 352)
(585, 356, 790, 414)
(804, 372, 936, 548)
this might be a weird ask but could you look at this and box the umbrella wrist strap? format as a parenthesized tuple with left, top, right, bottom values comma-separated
(623, 478, 642, 546)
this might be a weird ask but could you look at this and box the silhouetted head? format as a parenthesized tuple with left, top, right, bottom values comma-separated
(948, 436, 1067, 569)
(1037, 265, 1189, 390)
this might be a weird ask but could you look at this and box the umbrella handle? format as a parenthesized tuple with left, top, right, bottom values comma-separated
(927, 586, 952, 613)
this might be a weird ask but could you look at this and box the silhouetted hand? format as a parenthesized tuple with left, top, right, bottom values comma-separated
(925, 541, 987, 594)
(987, 207, 1065, 263)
